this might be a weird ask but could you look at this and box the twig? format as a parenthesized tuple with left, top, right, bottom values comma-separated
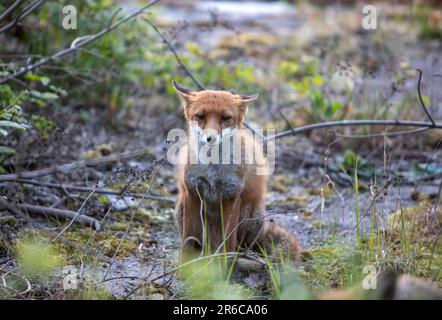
(0, 0, 46, 33)
(107, 7, 122, 29)
(416, 69, 436, 126)
(267, 119, 442, 141)
(8, 178, 175, 203)
(0, 0, 26, 23)
(0, 201, 101, 230)
(142, 16, 206, 91)
(0, 0, 162, 84)
(332, 127, 429, 139)
(277, 108, 297, 136)
(0, 147, 153, 181)
(0, 197, 27, 219)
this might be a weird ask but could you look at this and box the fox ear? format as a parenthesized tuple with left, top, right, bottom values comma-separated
(239, 93, 259, 104)
(172, 80, 194, 100)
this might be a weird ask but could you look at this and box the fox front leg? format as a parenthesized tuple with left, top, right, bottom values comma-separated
(219, 197, 241, 253)
(180, 192, 204, 261)
(175, 197, 183, 238)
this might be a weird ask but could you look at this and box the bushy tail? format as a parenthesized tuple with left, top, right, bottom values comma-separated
(258, 221, 302, 263)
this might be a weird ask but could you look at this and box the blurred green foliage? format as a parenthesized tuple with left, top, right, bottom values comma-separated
(15, 233, 64, 280)
(178, 257, 251, 300)
(278, 57, 347, 122)
(0, 0, 262, 154)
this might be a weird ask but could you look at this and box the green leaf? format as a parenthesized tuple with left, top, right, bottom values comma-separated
(0, 146, 16, 154)
(40, 92, 59, 101)
(24, 73, 50, 86)
(0, 120, 27, 130)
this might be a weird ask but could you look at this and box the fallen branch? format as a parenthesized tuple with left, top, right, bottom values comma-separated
(4, 178, 175, 203)
(0, 147, 153, 181)
(0, 200, 100, 230)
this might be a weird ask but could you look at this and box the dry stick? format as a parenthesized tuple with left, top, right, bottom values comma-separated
(0, 147, 153, 181)
(0, 201, 100, 230)
(142, 16, 206, 91)
(51, 181, 107, 241)
(0, 197, 27, 219)
(267, 119, 442, 141)
(332, 127, 430, 139)
(416, 68, 436, 127)
(9, 178, 175, 203)
(0, 199, 110, 263)
(271, 68, 439, 140)
(0, 0, 26, 23)
(0, 0, 162, 84)
(0, 0, 46, 33)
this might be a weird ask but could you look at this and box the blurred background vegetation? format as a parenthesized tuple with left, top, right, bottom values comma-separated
(0, 0, 441, 300)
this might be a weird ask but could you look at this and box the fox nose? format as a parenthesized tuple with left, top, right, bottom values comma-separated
(206, 133, 218, 144)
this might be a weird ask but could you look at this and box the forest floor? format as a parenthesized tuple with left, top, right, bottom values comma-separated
(1, 1, 441, 299)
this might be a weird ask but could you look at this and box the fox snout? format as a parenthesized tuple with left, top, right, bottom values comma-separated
(202, 129, 220, 145)
(205, 132, 218, 144)
(190, 124, 221, 145)
(190, 123, 239, 146)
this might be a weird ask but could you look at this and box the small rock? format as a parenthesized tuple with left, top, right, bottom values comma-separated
(149, 293, 164, 300)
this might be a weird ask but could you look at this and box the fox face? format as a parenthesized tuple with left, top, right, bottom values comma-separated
(173, 80, 258, 145)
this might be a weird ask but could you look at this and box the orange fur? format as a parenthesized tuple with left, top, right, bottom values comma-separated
(172, 81, 301, 263)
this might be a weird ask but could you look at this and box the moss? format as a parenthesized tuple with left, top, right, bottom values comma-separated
(307, 184, 335, 198)
(387, 203, 441, 239)
(0, 215, 17, 226)
(14, 233, 65, 280)
(270, 174, 293, 193)
(64, 228, 138, 259)
(310, 220, 325, 229)
(300, 240, 366, 291)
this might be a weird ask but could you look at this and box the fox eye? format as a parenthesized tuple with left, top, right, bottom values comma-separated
(221, 115, 232, 121)
(195, 114, 205, 120)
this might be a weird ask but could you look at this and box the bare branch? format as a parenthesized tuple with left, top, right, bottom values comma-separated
(142, 16, 206, 91)
(0, 0, 46, 33)
(0, 200, 100, 230)
(6, 178, 175, 203)
(266, 119, 442, 141)
(0, 0, 162, 84)
(0, 0, 26, 23)
(0, 147, 153, 181)
(416, 68, 436, 126)
(332, 127, 430, 139)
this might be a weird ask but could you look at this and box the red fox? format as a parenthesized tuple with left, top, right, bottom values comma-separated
(172, 80, 301, 263)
